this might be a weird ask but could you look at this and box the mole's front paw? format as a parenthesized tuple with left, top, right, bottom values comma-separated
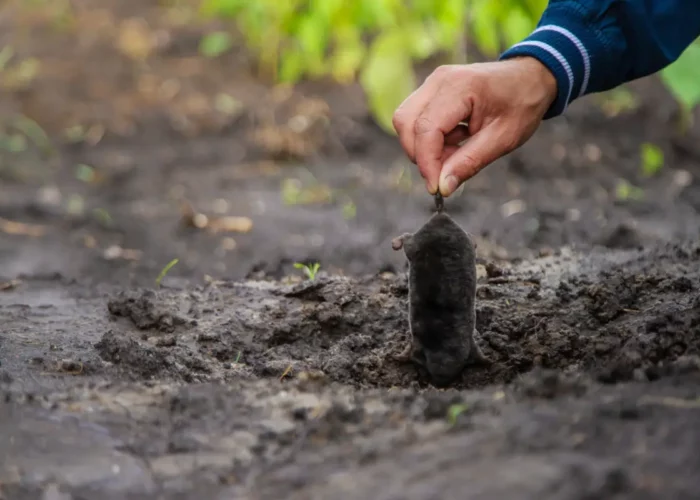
(391, 337, 425, 366)
(470, 331, 493, 366)
(392, 341, 413, 362)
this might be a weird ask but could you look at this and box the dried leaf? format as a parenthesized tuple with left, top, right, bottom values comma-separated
(208, 216, 253, 234)
(0, 279, 21, 291)
(0, 217, 46, 237)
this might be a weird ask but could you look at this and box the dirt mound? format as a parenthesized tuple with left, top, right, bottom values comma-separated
(2, 2, 700, 497)
(91, 243, 700, 393)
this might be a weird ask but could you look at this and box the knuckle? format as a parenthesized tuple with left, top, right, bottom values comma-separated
(434, 64, 450, 75)
(414, 115, 435, 136)
(392, 109, 406, 132)
(502, 130, 521, 153)
(464, 72, 486, 95)
(432, 64, 455, 79)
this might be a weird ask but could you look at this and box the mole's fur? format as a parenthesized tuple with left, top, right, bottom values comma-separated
(392, 212, 488, 386)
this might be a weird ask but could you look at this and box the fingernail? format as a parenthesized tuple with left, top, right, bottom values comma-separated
(425, 178, 437, 194)
(440, 174, 459, 197)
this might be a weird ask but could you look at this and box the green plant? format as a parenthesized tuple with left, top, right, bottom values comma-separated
(342, 199, 357, 220)
(92, 208, 114, 227)
(660, 39, 700, 130)
(595, 87, 638, 117)
(0, 114, 52, 158)
(13, 116, 52, 155)
(199, 31, 233, 57)
(640, 142, 664, 177)
(66, 194, 85, 215)
(0, 47, 40, 91)
(156, 258, 180, 286)
(75, 164, 96, 183)
(199, 1, 700, 133)
(294, 261, 321, 280)
(615, 180, 644, 202)
(446, 403, 469, 425)
(281, 177, 333, 205)
(199, 0, 547, 132)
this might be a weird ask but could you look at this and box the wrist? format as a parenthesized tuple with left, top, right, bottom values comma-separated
(517, 56, 558, 110)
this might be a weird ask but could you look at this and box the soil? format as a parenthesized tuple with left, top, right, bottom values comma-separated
(1, 1, 700, 499)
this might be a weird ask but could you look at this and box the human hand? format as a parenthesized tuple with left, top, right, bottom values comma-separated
(392, 56, 557, 196)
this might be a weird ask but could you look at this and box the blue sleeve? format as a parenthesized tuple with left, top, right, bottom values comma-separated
(499, 0, 700, 119)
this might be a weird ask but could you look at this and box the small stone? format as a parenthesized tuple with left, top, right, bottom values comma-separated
(221, 237, 237, 251)
(155, 335, 176, 347)
(500, 199, 526, 218)
(583, 143, 602, 162)
(212, 198, 229, 214)
(193, 213, 209, 228)
(538, 247, 554, 258)
(673, 169, 692, 188)
(551, 143, 566, 161)
(59, 359, 82, 372)
(197, 332, 219, 342)
(484, 262, 504, 278)
(103, 245, 123, 260)
(37, 186, 62, 206)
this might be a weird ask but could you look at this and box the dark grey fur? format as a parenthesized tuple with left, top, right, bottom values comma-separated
(392, 211, 489, 386)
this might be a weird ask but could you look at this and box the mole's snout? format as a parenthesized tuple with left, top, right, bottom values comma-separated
(392, 233, 412, 251)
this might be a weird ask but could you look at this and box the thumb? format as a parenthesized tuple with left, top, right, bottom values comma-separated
(438, 125, 514, 196)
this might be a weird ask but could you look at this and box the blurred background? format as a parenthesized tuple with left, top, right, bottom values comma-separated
(1, 0, 699, 287)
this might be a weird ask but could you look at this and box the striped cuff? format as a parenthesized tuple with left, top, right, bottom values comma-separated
(498, 4, 606, 119)
(500, 26, 590, 118)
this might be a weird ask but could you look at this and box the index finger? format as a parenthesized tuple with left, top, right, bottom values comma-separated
(413, 89, 471, 194)
(392, 75, 444, 163)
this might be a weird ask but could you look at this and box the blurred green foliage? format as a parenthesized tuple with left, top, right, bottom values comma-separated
(199, 0, 546, 132)
(198, 1, 700, 134)
(660, 40, 700, 129)
(640, 142, 664, 177)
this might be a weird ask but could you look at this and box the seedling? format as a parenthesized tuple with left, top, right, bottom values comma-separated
(66, 194, 85, 215)
(446, 403, 469, 425)
(75, 163, 96, 183)
(92, 208, 113, 227)
(0, 133, 27, 153)
(596, 87, 638, 117)
(294, 262, 320, 280)
(0, 46, 13, 71)
(342, 200, 356, 220)
(13, 116, 51, 156)
(64, 125, 87, 143)
(279, 364, 293, 381)
(640, 142, 664, 177)
(615, 180, 644, 201)
(198, 31, 233, 58)
(281, 177, 333, 206)
(155, 258, 179, 286)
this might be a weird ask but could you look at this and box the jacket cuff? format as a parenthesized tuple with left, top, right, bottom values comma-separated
(499, 3, 619, 119)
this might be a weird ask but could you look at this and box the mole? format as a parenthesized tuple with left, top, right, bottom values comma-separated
(391, 194, 489, 386)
